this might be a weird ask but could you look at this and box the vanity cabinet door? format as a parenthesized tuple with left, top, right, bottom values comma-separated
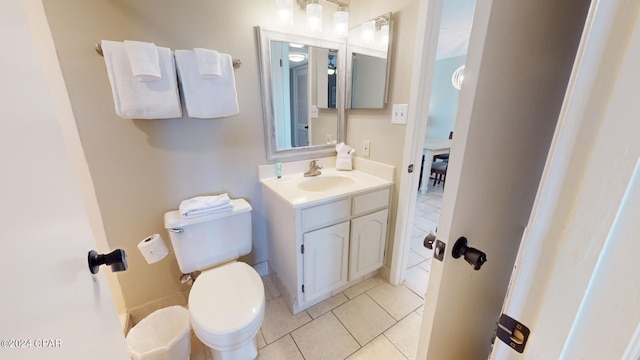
(349, 209, 388, 280)
(302, 221, 350, 303)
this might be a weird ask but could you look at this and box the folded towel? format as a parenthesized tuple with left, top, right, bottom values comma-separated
(336, 142, 354, 171)
(336, 142, 355, 154)
(174, 50, 239, 119)
(179, 194, 232, 218)
(124, 40, 161, 81)
(101, 40, 182, 119)
(194, 48, 222, 78)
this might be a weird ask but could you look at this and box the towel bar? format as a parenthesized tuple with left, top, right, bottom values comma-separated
(95, 43, 242, 69)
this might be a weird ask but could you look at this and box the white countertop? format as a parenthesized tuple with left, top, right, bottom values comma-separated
(260, 168, 393, 208)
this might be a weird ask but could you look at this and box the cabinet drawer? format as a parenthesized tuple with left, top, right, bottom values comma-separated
(352, 188, 390, 216)
(301, 198, 351, 231)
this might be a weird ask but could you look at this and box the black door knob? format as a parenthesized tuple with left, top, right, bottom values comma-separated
(88, 249, 128, 274)
(452, 237, 487, 270)
(423, 232, 436, 249)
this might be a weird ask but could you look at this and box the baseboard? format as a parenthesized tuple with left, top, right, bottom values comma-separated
(119, 312, 132, 335)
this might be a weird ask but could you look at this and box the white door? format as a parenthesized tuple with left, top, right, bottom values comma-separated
(411, 0, 591, 358)
(349, 209, 388, 280)
(0, 1, 129, 359)
(491, 1, 640, 357)
(303, 222, 350, 303)
(292, 64, 310, 147)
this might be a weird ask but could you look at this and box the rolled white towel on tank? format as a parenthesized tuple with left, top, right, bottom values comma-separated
(194, 48, 222, 78)
(179, 193, 233, 218)
(124, 40, 161, 81)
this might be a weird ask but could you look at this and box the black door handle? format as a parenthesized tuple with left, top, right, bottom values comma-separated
(423, 232, 436, 249)
(88, 249, 128, 274)
(452, 237, 487, 270)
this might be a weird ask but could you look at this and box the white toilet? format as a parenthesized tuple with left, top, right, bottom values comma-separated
(164, 198, 264, 360)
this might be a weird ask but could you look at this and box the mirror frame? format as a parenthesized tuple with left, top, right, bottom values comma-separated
(256, 26, 347, 162)
(346, 12, 393, 109)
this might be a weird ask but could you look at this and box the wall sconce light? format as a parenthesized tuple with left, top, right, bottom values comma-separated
(275, 0, 294, 27)
(379, 23, 389, 46)
(452, 65, 465, 90)
(333, 6, 349, 38)
(281, 0, 348, 37)
(360, 20, 376, 44)
(304, 0, 323, 33)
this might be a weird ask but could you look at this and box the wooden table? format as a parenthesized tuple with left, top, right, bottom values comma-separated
(420, 137, 452, 194)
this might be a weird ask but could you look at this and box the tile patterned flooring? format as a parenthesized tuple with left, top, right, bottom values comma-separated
(189, 186, 443, 360)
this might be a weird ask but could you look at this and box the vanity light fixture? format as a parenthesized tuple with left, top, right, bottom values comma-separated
(333, 6, 349, 38)
(286, 0, 349, 37)
(360, 20, 376, 44)
(379, 23, 390, 46)
(305, 0, 323, 33)
(452, 64, 465, 90)
(275, 0, 294, 27)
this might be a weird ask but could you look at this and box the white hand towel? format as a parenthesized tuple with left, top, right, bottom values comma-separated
(179, 194, 232, 218)
(101, 40, 182, 119)
(336, 142, 354, 171)
(124, 40, 161, 81)
(174, 50, 239, 119)
(194, 48, 222, 78)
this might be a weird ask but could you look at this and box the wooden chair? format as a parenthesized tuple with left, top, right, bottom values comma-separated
(431, 161, 448, 187)
(433, 131, 453, 162)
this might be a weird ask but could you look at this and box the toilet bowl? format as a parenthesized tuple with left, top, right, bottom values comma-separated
(189, 262, 265, 360)
(164, 198, 264, 360)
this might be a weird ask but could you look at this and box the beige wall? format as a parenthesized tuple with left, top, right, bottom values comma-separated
(348, 0, 419, 266)
(42, 0, 419, 309)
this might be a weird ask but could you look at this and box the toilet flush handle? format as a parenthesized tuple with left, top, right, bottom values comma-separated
(169, 228, 183, 234)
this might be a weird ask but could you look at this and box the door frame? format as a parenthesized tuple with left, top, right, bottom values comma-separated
(389, 0, 443, 286)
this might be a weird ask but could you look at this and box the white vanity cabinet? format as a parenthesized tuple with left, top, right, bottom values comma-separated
(302, 221, 350, 303)
(263, 184, 392, 314)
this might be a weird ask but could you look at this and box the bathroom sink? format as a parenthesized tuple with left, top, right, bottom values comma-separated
(297, 175, 355, 192)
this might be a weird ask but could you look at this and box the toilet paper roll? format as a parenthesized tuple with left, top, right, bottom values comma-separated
(137, 233, 170, 264)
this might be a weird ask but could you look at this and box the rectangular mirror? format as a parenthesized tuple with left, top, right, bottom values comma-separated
(347, 13, 393, 109)
(256, 27, 346, 161)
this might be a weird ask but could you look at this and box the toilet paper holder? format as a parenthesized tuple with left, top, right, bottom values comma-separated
(88, 249, 128, 274)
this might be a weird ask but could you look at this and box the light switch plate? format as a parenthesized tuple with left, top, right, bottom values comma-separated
(391, 104, 409, 124)
(310, 105, 319, 119)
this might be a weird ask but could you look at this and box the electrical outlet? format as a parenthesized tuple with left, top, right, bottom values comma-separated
(391, 104, 409, 124)
(326, 134, 332, 143)
(363, 140, 370, 156)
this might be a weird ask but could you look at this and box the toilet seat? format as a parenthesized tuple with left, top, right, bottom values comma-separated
(188, 262, 265, 349)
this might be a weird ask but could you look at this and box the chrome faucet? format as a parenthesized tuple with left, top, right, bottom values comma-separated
(304, 160, 323, 177)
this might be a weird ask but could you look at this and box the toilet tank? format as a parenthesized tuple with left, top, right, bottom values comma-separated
(164, 198, 252, 274)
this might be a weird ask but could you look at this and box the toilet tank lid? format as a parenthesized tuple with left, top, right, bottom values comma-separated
(164, 198, 251, 229)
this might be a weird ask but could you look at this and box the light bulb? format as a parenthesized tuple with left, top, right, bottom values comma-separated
(360, 20, 375, 44)
(452, 65, 465, 90)
(333, 8, 349, 38)
(275, 0, 294, 27)
(306, 3, 323, 33)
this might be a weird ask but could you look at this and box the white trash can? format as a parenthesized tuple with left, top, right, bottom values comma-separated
(125, 305, 191, 360)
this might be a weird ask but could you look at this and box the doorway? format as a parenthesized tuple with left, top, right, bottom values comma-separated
(394, 0, 477, 289)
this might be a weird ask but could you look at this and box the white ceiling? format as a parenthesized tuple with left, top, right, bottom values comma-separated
(436, 0, 476, 60)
